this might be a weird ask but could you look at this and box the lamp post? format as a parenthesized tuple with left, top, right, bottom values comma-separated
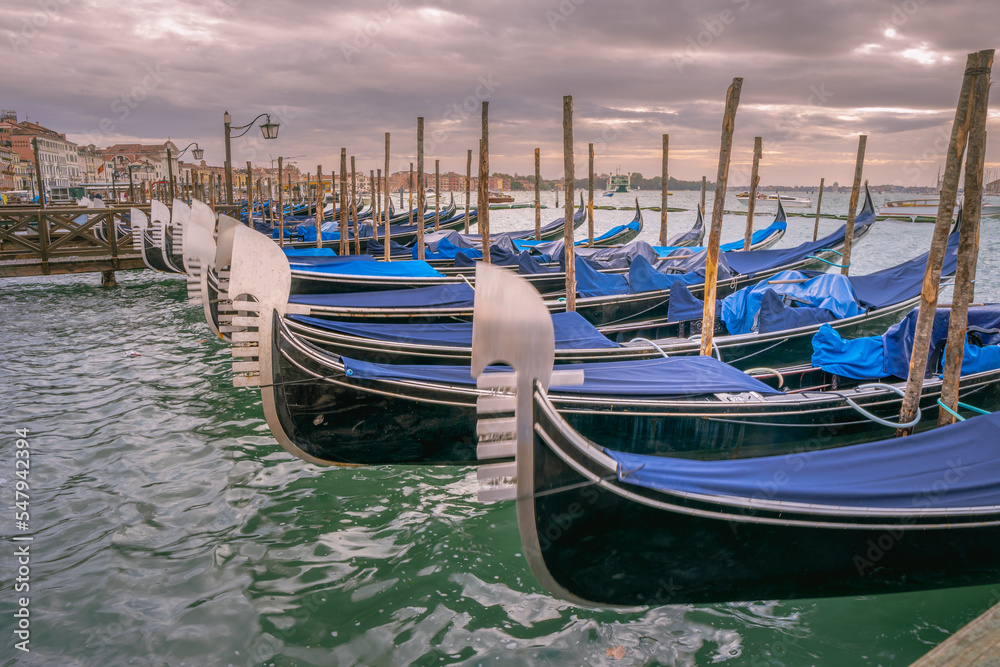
(223, 111, 279, 205)
(169, 142, 203, 201)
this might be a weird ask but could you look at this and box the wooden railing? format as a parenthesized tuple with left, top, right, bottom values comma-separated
(0, 204, 148, 277)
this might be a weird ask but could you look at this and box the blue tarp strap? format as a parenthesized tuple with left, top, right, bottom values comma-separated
(937, 399, 992, 422)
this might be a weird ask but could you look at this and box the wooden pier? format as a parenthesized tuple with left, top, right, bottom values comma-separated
(0, 204, 146, 278)
(912, 600, 1000, 666)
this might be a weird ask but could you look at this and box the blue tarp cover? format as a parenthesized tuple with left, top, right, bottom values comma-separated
(575, 256, 628, 297)
(811, 306, 1000, 380)
(288, 254, 375, 267)
(607, 410, 1000, 509)
(652, 219, 787, 256)
(724, 202, 875, 277)
(721, 270, 861, 335)
(283, 248, 337, 257)
(289, 283, 475, 309)
(341, 354, 782, 396)
(293, 259, 444, 278)
(290, 311, 619, 349)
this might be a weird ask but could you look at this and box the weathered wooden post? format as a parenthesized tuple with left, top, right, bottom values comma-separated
(938, 49, 993, 427)
(209, 173, 216, 212)
(464, 148, 472, 234)
(563, 95, 576, 312)
(339, 148, 349, 256)
(246, 161, 254, 226)
(351, 155, 360, 255)
(700, 77, 743, 357)
(812, 177, 825, 241)
(587, 143, 595, 246)
(479, 102, 491, 263)
(371, 168, 380, 244)
(384, 132, 391, 258)
(659, 134, 669, 245)
(167, 148, 175, 201)
(743, 136, 762, 250)
(897, 52, 982, 435)
(555, 184, 559, 209)
(416, 117, 426, 260)
(840, 135, 868, 275)
(314, 166, 323, 247)
(277, 157, 284, 246)
(534, 147, 541, 240)
(434, 158, 441, 232)
(700, 175, 706, 215)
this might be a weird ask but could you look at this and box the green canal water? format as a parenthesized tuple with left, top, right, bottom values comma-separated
(3, 190, 1000, 666)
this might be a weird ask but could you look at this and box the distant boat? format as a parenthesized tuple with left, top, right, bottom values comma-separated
(488, 192, 514, 203)
(878, 196, 1000, 221)
(737, 192, 812, 208)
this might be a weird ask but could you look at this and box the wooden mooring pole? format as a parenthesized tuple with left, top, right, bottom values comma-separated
(417, 118, 426, 260)
(660, 134, 668, 245)
(700, 175, 706, 215)
(277, 157, 284, 246)
(351, 156, 360, 255)
(938, 49, 994, 427)
(897, 51, 983, 436)
(744, 136, 761, 251)
(534, 148, 541, 240)
(339, 148, 349, 256)
(464, 149, 472, 234)
(587, 143, 594, 247)
(479, 102, 490, 264)
(563, 95, 576, 312)
(700, 77, 743, 358)
(840, 135, 868, 275)
(383, 131, 390, 251)
(314, 166, 323, 248)
(812, 177, 825, 242)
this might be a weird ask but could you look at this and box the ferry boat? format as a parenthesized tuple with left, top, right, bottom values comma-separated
(877, 197, 1000, 221)
(737, 191, 812, 208)
(608, 170, 629, 194)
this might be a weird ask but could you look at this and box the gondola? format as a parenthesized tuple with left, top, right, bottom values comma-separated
(278, 195, 461, 253)
(131, 203, 180, 274)
(223, 234, 995, 467)
(274, 219, 958, 368)
(470, 264, 1000, 606)
(279, 188, 878, 326)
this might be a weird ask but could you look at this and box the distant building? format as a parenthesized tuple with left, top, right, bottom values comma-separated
(101, 141, 179, 188)
(1, 111, 82, 194)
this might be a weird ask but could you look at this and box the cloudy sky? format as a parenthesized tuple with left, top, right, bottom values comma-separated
(3, 0, 997, 186)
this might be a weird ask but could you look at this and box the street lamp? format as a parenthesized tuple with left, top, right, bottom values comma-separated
(224, 111, 280, 205)
(165, 142, 205, 201)
(111, 155, 153, 202)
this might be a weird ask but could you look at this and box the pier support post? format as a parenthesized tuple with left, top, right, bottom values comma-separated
(101, 270, 117, 288)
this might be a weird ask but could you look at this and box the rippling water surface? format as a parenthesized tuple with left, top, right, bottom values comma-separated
(3, 191, 1000, 666)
